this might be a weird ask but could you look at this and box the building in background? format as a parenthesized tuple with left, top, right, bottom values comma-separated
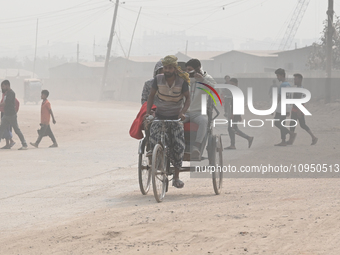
(175, 51, 226, 75)
(44, 45, 339, 102)
(0, 68, 36, 98)
(211, 50, 279, 77)
(276, 46, 313, 71)
(48, 62, 104, 100)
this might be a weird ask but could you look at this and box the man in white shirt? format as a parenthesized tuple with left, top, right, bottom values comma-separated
(274, 68, 296, 146)
(184, 59, 216, 159)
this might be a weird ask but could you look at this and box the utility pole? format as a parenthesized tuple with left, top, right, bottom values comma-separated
(33, 19, 39, 78)
(93, 37, 96, 61)
(77, 42, 80, 63)
(325, 0, 334, 103)
(185, 40, 188, 55)
(127, 7, 142, 59)
(47, 40, 50, 70)
(101, 0, 119, 98)
(48, 52, 50, 70)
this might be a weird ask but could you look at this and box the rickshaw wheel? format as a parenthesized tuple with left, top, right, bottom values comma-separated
(138, 152, 151, 195)
(209, 135, 223, 195)
(151, 144, 167, 203)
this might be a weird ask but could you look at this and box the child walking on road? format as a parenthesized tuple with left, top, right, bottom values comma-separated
(30, 90, 58, 148)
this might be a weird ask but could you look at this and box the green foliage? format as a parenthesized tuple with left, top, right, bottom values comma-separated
(308, 15, 340, 70)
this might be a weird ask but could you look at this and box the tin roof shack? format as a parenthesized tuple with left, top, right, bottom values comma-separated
(106, 56, 163, 102)
(175, 51, 225, 75)
(211, 50, 279, 78)
(48, 62, 104, 100)
(0, 69, 36, 98)
(276, 46, 313, 72)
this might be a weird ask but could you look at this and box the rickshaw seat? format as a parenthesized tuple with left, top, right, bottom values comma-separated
(184, 122, 199, 132)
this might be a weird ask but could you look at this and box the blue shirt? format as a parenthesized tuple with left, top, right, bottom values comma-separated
(276, 81, 291, 114)
(278, 81, 291, 96)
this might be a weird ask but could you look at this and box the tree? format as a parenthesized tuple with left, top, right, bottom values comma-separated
(307, 15, 340, 70)
(0, 57, 22, 69)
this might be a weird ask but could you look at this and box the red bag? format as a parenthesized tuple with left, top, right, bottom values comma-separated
(129, 102, 156, 139)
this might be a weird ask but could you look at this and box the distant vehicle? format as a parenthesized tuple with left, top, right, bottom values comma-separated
(24, 79, 42, 104)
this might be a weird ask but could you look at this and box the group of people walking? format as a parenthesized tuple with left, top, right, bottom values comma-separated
(273, 69, 318, 146)
(0, 80, 58, 150)
(223, 68, 318, 148)
(139, 56, 318, 188)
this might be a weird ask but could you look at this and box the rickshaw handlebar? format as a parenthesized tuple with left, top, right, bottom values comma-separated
(152, 119, 182, 122)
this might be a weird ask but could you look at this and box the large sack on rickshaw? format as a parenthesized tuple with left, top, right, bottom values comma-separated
(129, 102, 156, 139)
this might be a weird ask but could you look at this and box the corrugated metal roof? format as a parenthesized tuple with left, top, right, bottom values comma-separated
(79, 62, 105, 67)
(0, 69, 35, 79)
(274, 45, 313, 55)
(233, 50, 280, 57)
(119, 56, 163, 63)
(49, 62, 105, 69)
(177, 51, 226, 60)
(177, 50, 280, 59)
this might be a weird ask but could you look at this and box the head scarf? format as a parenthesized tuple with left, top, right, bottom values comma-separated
(153, 59, 163, 77)
(162, 55, 190, 84)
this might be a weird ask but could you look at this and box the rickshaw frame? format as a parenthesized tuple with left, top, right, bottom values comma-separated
(138, 97, 224, 202)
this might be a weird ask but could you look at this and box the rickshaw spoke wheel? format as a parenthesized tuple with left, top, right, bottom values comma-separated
(152, 144, 167, 203)
(138, 152, 151, 195)
(209, 135, 223, 195)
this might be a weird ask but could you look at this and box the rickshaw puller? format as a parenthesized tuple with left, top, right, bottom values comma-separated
(146, 55, 191, 189)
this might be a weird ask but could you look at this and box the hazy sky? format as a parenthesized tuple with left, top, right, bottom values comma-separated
(1, 0, 339, 59)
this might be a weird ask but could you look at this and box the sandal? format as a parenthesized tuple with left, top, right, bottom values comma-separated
(190, 146, 201, 160)
(288, 133, 297, 145)
(224, 146, 236, 150)
(248, 137, 254, 148)
(9, 141, 16, 148)
(311, 137, 318, 145)
(274, 142, 287, 146)
(172, 179, 184, 189)
(146, 150, 152, 157)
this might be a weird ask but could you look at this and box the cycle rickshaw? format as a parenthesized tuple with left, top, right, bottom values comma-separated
(138, 97, 223, 202)
(24, 79, 42, 105)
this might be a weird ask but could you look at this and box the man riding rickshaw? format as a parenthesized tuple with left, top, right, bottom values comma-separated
(145, 55, 191, 189)
(131, 55, 223, 202)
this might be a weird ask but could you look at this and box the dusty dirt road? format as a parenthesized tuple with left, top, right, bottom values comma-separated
(0, 100, 339, 255)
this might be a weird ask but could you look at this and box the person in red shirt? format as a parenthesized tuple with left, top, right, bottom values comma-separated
(30, 90, 58, 148)
(0, 92, 20, 149)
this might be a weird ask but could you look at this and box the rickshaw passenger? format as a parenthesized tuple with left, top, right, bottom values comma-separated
(141, 60, 164, 105)
(146, 55, 191, 189)
(184, 59, 217, 160)
(139, 60, 163, 151)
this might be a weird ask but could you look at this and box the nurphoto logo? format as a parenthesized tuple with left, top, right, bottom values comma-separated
(200, 84, 312, 128)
